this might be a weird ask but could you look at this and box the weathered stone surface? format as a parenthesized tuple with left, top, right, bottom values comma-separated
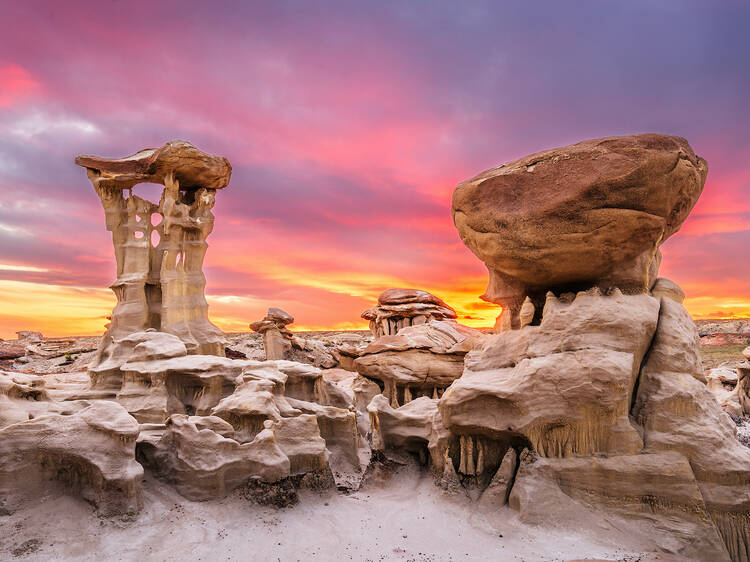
(251, 308, 339, 368)
(323, 368, 380, 434)
(210, 360, 367, 489)
(452, 134, 707, 327)
(441, 292, 659, 457)
(75, 140, 231, 191)
(355, 320, 485, 408)
(478, 447, 517, 508)
(739, 362, 750, 416)
(706, 367, 743, 417)
(651, 277, 686, 304)
(138, 414, 289, 501)
(508, 452, 730, 561)
(77, 141, 228, 382)
(16, 331, 43, 342)
(0, 401, 142, 516)
(0, 340, 26, 360)
(633, 296, 750, 562)
(368, 394, 440, 454)
(89, 330, 187, 390)
(362, 288, 457, 338)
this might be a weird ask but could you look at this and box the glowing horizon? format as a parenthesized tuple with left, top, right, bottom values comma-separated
(1, 1, 749, 340)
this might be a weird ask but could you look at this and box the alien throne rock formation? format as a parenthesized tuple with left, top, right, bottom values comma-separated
(76, 141, 230, 386)
(436, 134, 750, 561)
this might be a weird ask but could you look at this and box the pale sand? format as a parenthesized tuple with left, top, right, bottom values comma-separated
(0, 462, 657, 562)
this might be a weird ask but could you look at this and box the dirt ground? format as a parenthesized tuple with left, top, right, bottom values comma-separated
(0, 461, 669, 562)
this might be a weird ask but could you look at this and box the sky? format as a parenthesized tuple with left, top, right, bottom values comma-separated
(0, 0, 749, 339)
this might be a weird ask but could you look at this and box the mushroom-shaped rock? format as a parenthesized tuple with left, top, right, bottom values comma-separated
(250, 308, 338, 368)
(75, 140, 231, 190)
(355, 320, 485, 407)
(452, 134, 707, 328)
(362, 288, 457, 338)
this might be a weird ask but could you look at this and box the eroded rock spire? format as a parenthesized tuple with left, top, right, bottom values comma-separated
(76, 140, 231, 384)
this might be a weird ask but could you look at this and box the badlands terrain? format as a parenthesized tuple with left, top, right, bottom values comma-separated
(2, 135, 750, 561)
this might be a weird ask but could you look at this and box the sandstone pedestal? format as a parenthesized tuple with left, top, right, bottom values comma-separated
(76, 141, 231, 385)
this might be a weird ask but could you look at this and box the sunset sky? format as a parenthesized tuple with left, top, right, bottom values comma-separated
(0, 1, 749, 339)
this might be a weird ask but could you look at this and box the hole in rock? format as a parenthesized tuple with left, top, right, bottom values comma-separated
(135, 214, 142, 223)
(134, 231, 145, 239)
(151, 213, 162, 227)
(150, 230, 160, 247)
(179, 189, 196, 205)
(131, 182, 165, 205)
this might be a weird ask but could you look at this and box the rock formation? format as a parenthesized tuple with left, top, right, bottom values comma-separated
(355, 320, 485, 407)
(362, 288, 457, 338)
(452, 134, 708, 329)
(431, 134, 750, 561)
(738, 347, 750, 416)
(76, 140, 230, 385)
(250, 308, 338, 368)
(0, 398, 142, 516)
(6, 134, 749, 561)
(251, 308, 296, 360)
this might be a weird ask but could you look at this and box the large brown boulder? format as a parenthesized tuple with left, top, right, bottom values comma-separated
(452, 134, 707, 328)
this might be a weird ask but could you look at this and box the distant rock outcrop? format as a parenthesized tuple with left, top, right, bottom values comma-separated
(250, 308, 339, 368)
(362, 288, 457, 338)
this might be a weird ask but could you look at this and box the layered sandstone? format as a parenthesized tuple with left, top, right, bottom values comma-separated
(355, 320, 485, 407)
(76, 141, 229, 386)
(362, 289, 457, 338)
(0, 401, 142, 516)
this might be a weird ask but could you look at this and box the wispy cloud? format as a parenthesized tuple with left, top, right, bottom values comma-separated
(0, 1, 748, 337)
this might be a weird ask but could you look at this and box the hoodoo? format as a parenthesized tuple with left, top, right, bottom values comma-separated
(76, 141, 230, 385)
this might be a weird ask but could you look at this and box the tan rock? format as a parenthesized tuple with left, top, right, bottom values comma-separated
(75, 140, 231, 190)
(16, 331, 43, 342)
(508, 452, 730, 561)
(0, 339, 27, 360)
(211, 360, 368, 489)
(632, 296, 750, 561)
(362, 288, 457, 338)
(77, 141, 228, 385)
(120, 354, 255, 419)
(440, 292, 659, 458)
(355, 320, 485, 407)
(651, 277, 686, 304)
(0, 401, 142, 516)
(478, 447, 517, 508)
(367, 394, 440, 454)
(0, 370, 88, 429)
(452, 134, 707, 327)
(139, 414, 289, 501)
(273, 415, 330, 475)
(738, 363, 750, 416)
(251, 308, 339, 368)
(706, 368, 743, 417)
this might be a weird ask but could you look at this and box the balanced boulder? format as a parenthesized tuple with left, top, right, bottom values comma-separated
(452, 134, 707, 329)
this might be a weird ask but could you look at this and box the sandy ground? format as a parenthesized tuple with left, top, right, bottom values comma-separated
(0, 462, 660, 562)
